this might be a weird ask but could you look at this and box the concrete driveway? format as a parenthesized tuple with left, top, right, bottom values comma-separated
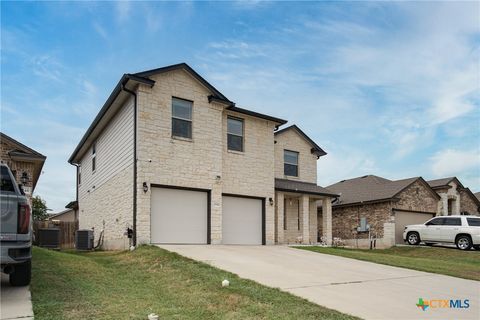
(159, 245, 479, 320)
(0, 274, 34, 320)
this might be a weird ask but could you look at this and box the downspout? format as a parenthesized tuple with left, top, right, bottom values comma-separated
(73, 163, 79, 223)
(121, 83, 137, 247)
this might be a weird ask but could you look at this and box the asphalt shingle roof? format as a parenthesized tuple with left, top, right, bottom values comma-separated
(275, 178, 338, 197)
(426, 177, 456, 188)
(327, 175, 420, 206)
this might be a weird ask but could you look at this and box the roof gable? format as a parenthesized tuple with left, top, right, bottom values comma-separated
(274, 125, 326, 157)
(328, 175, 439, 207)
(1, 132, 46, 159)
(69, 63, 288, 164)
(427, 177, 463, 189)
(134, 63, 233, 105)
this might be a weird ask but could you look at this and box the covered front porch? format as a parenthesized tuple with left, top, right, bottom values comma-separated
(274, 179, 336, 245)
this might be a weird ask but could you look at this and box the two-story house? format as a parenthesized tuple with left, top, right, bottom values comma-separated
(68, 63, 336, 250)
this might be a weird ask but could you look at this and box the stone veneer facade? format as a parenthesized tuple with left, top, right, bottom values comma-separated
(320, 179, 439, 248)
(75, 67, 333, 249)
(434, 180, 479, 216)
(135, 69, 276, 245)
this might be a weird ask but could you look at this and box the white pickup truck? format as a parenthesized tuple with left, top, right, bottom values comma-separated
(403, 215, 480, 250)
(0, 163, 32, 286)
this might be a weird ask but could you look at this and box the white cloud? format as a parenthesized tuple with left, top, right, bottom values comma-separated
(430, 149, 480, 177)
(115, 1, 131, 23)
(31, 55, 64, 82)
(93, 22, 108, 39)
(317, 145, 379, 186)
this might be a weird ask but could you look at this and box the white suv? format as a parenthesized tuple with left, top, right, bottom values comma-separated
(403, 215, 480, 250)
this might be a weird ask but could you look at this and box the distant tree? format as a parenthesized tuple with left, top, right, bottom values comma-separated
(32, 196, 49, 221)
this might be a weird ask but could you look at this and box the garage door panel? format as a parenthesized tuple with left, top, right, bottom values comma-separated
(394, 211, 434, 244)
(222, 196, 263, 245)
(151, 187, 208, 244)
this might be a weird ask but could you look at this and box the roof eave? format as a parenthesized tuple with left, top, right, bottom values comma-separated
(333, 197, 396, 208)
(68, 74, 155, 164)
(275, 187, 338, 198)
(275, 125, 326, 156)
(227, 106, 287, 125)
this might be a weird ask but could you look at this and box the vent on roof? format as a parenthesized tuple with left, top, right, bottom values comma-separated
(340, 180, 346, 183)
(361, 175, 369, 178)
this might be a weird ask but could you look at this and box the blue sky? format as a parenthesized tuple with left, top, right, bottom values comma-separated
(1, 1, 479, 212)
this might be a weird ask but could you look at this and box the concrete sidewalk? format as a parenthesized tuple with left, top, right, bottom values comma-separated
(0, 274, 34, 320)
(159, 245, 480, 320)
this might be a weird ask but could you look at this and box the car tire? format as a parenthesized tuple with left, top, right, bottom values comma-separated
(9, 260, 31, 286)
(455, 235, 472, 251)
(407, 232, 420, 245)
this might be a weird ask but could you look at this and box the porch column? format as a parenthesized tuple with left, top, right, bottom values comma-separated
(301, 195, 310, 244)
(276, 192, 285, 244)
(322, 197, 332, 246)
(454, 196, 461, 215)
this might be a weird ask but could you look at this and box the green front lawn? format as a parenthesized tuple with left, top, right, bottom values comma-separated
(31, 246, 358, 320)
(296, 246, 480, 281)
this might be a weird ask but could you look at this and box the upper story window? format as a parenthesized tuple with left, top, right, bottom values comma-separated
(227, 117, 244, 152)
(284, 150, 299, 177)
(92, 142, 96, 172)
(172, 97, 193, 139)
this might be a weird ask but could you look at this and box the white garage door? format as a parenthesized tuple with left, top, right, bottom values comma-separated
(394, 210, 434, 244)
(151, 187, 208, 244)
(222, 196, 263, 245)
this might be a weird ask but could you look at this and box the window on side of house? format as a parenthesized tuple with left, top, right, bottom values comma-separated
(78, 166, 81, 185)
(284, 150, 299, 177)
(92, 142, 96, 173)
(172, 97, 193, 139)
(227, 117, 244, 152)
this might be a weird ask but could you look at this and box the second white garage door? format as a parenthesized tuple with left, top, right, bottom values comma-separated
(222, 195, 263, 245)
(151, 187, 208, 244)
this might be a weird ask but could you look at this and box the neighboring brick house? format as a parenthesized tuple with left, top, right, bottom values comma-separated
(68, 63, 336, 249)
(321, 175, 440, 248)
(427, 177, 480, 216)
(0, 132, 46, 205)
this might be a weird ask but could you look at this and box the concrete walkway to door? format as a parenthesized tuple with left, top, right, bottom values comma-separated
(158, 245, 479, 320)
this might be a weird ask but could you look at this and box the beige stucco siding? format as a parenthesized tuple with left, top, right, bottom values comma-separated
(274, 129, 317, 183)
(77, 96, 134, 249)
